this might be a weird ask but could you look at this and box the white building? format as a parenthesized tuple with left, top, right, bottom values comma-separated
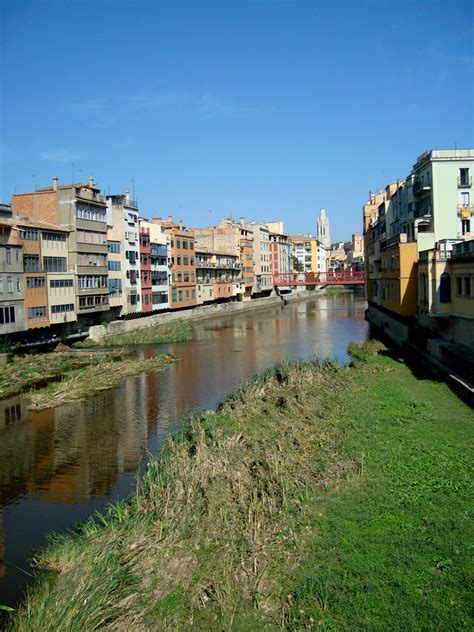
(106, 192, 142, 317)
(140, 219, 170, 311)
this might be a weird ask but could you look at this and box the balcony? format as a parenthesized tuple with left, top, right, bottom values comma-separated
(457, 205, 474, 219)
(458, 176, 472, 189)
(413, 179, 432, 196)
(451, 239, 474, 259)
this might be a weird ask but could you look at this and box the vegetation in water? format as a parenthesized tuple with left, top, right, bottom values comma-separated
(0, 350, 174, 409)
(5, 342, 473, 630)
(76, 319, 194, 348)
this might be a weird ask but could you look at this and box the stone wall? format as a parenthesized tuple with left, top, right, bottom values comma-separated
(88, 288, 326, 341)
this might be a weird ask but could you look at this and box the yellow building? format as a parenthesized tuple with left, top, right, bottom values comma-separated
(376, 238, 418, 316)
(418, 239, 474, 348)
(288, 234, 318, 272)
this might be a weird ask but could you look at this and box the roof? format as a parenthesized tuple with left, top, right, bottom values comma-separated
(0, 217, 71, 232)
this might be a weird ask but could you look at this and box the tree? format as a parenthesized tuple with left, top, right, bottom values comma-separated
(292, 256, 304, 272)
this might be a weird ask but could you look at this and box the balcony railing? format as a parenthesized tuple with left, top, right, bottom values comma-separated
(457, 205, 474, 218)
(458, 177, 472, 188)
(413, 179, 432, 196)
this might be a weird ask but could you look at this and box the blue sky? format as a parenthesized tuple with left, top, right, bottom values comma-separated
(1, 0, 473, 241)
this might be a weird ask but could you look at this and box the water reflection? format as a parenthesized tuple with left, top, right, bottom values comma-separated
(0, 290, 368, 606)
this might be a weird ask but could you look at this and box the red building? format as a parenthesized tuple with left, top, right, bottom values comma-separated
(139, 225, 152, 312)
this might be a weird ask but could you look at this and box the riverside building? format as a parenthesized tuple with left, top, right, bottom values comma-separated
(193, 219, 255, 300)
(364, 148, 474, 350)
(13, 177, 110, 325)
(195, 248, 243, 305)
(106, 193, 141, 317)
(152, 217, 196, 310)
(140, 219, 170, 311)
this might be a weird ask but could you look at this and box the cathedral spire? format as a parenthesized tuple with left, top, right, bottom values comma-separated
(317, 208, 331, 249)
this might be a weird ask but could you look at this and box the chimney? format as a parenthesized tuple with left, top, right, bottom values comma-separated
(179, 219, 183, 230)
(52, 176, 59, 192)
(240, 216, 245, 227)
(167, 215, 173, 223)
(125, 190, 131, 204)
(89, 176, 95, 188)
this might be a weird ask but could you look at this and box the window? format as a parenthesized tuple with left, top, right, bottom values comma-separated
(78, 253, 107, 267)
(461, 219, 471, 235)
(185, 290, 189, 299)
(459, 168, 470, 186)
(77, 230, 106, 245)
(190, 242, 194, 250)
(27, 276, 46, 288)
(183, 240, 188, 249)
(183, 256, 189, 265)
(42, 231, 66, 242)
(50, 278, 73, 288)
(6, 248, 11, 264)
(0, 276, 3, 293)
(183, 272, 189, 282)
(20, 228, 38, 240)
(178, 290, 183, 301)
(51, 304, 74, 314)
(461, 192, 470, 207)
(456, 276, 463, 295)
(108, 260, 121, 271)
(78, 275, 107, 289)
(107, 242, 121, 253)
(439, 273, 451, 303)
(16, 278, 21, 292)
(7, 276, 13, 293)
(28, 306, 47, 318)
(176, 239, 181, 248)
(177, 256, 182, 265)
(177, 272, 182, 282)
(43, 257, 67, 272)
(192, 289, 195, 299)
(76, 203, 106, 222)
(464, 276, 471, 296)
(24, 255, 40, 272)
(0, 306, 15, 324)
(108, 278, 122, 295)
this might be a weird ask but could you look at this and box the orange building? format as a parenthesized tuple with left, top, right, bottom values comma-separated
(152, 216, 196, 310)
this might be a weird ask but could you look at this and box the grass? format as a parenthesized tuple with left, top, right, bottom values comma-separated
(0, 350, 174, 409)
(5, 341, 473, 631)
(75, 319, 193, 348)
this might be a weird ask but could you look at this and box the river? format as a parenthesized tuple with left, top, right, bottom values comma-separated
(0, 290, 368, 607)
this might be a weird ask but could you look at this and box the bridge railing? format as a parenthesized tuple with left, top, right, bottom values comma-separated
(273, 271, 365, 286)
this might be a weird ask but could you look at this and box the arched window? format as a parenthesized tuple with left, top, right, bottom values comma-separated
(440, 273, 451, 303)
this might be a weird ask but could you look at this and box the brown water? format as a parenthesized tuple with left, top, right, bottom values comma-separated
(0, 291, 368, 607)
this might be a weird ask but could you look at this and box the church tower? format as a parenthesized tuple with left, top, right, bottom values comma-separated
(317, 208, 331, 249)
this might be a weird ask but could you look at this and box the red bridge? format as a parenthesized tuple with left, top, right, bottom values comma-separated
(273, 271, 365, 286)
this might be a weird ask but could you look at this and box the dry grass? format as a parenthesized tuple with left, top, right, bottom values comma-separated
(6, 344, 473, 631)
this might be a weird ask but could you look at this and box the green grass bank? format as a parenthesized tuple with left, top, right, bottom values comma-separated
(5, 341, 473, 631)
(76, 319, 193, 348)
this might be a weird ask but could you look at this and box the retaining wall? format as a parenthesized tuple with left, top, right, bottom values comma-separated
(89, 289, 326, 342)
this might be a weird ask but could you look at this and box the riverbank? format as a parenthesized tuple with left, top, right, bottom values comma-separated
(86, 291, 326, 343)
(6, 341, 473, 630)
(75, 319, 193, 348)
(0, 350, 174, 410)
